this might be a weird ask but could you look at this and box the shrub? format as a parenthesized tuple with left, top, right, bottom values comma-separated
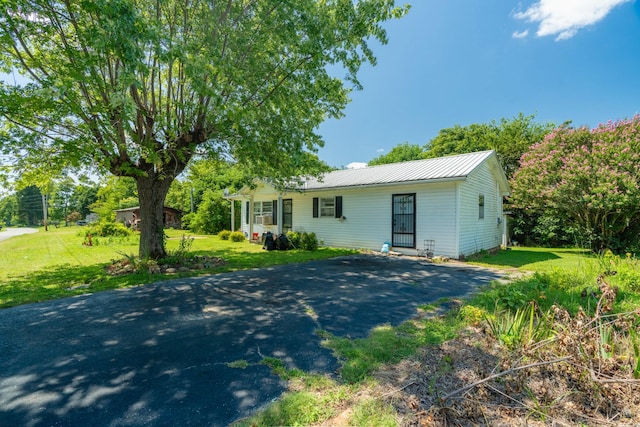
(66, 211, 82, 223)
(230, 231, 246, 242)
(286, 231, 301, 249)
(85, 221, 131, 238)
(180, 212, 195, 230)
(300, 232, 318, 251)
(171, 235, 195, 262)
(218, 230, 231, 240)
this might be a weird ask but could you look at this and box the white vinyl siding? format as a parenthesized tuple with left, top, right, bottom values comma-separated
(287, 182, 458, 257)
(458, 166, 502, 256)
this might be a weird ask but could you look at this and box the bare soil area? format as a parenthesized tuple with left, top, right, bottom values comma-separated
(371, 323, 640, 427)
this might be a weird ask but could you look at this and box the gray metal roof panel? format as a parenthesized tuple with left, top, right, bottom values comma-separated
(297, 150, 495, 190)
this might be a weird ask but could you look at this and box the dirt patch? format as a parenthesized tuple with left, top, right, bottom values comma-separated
(370, 323, 640, 427)
(105, 255, 225, 275)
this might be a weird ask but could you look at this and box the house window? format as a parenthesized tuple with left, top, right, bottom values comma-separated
(478, 194, 485, 219)
(313, 196, 343, 218)
(320, 197, 335, 217)
(253, 201, 273, 224)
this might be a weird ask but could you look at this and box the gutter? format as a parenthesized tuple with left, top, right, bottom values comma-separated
(284, 176, 468, 193)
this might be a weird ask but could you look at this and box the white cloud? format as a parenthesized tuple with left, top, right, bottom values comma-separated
(514, 0, 631, 41)
(376, 148, 385, 153)
(512, 29, 529, 39)
(346, 162, 368, 169)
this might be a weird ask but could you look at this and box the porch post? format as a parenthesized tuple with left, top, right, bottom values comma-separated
(277, 196, 283, 234)
(249, 197, 254, 239)
(230, 199, 235, 232)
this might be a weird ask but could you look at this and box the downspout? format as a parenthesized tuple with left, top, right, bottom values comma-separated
(454, 182, 460, 259)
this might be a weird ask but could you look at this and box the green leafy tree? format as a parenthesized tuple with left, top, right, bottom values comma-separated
(16, 185, 43, 226)
(90, 176, 138, 222)
(0, 194, 18, 226)
(189, 189, 228, 234)
(510, 117, 640, 251)
(48, 176, 75, 224)
(368, 142, 424, 165)
(166, 158, 251, 232)
(0, 0, 409, 258)
(425, 113, 554, 178)
(70, 183, 100, 218)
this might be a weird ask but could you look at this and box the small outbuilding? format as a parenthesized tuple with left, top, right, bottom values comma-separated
(226, 150, 510, 259)
(115, 206, 182, 230)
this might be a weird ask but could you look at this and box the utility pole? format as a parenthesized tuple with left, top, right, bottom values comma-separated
(42, 194, 48, 231)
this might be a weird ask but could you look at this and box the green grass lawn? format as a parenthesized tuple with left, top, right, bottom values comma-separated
(467, 246, 640, 315)
(0, 226, 356, 309)
(467, 246, 594, 273)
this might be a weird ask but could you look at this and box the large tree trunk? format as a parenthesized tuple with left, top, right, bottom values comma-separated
(136, 175, 173, 259)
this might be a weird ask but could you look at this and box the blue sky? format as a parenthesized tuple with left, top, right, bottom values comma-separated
(317, 0, 640, 168)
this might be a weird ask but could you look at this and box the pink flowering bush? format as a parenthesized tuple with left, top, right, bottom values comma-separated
(510, 116, 640, 252)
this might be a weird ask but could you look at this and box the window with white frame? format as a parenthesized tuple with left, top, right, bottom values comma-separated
(253, 201, 273, 224)
(319, 197, 335, 217)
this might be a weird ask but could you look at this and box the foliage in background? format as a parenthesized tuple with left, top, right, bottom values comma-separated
(511, 116, 640, 253)
(366, 113, 553, 176)
(16, 185, 43, 226)
(188, 189, 229, 234)
(89, 177, 138, 222)
(368, 141, 425, 166)
(166, 159, 248, 233)
(424, 113, 554, 178)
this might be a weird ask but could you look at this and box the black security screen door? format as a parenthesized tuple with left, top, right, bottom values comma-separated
(392, 194, 416, 248)
(283, 199, 293, 233)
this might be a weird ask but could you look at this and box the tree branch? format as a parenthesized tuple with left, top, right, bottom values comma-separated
(440, 356, 572, 401)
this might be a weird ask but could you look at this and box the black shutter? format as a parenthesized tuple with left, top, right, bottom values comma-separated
(245, 201, 250, 224)
(272, 200, 278, 225)
(312, 197, 319, 218)
(335, 196, 343, 218)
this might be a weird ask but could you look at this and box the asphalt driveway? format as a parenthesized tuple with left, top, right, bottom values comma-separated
(0, 254, 503, 426)
(0, 227, 38, 243)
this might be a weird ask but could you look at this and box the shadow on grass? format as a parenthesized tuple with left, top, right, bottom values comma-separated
(0, 246, 357, 309)
(471, 249, 562, 268)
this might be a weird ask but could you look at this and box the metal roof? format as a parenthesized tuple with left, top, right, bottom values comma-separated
(294, 150, 498, 191)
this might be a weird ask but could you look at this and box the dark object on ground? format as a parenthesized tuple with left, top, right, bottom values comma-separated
(263, 231, 275, 250)
(275, 233, 289, 250)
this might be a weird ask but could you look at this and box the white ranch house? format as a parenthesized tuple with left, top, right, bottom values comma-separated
(227, 150, 510, 259)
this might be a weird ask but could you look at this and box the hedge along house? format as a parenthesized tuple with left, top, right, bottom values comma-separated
(226, 150, 510, 259)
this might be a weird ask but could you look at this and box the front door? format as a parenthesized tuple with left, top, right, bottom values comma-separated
(283, 199, 293, 233)
(392, 194, 416, 248)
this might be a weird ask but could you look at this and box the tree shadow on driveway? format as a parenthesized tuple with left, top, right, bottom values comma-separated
(0, 254, 503, 426)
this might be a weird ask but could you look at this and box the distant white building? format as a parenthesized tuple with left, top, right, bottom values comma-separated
(227, 150, 510, 259)
(85, 213, 99, 224)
